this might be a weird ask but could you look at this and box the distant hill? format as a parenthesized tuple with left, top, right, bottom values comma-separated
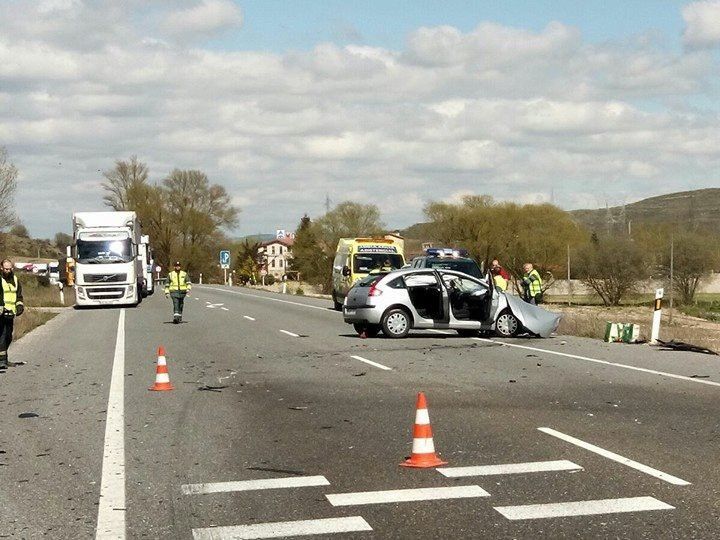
(0, 233, 63, 261)
(570, 188, 720, 234)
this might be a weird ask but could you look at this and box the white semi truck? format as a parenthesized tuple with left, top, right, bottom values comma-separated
(70, 211, 144, 307)
(139, 234, 154, 296)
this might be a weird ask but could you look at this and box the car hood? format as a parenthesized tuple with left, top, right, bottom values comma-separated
(504, 294, 561, 337)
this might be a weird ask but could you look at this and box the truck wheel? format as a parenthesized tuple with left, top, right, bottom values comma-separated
(495, 309, 520, 337)
(381, 308, 411, 338)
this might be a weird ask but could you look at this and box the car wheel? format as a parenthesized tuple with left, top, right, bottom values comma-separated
(456, 329, 480, 337)
(381, 308, 411, 338)
(332, 293, 343, 311)
(495, 309, 520, 337)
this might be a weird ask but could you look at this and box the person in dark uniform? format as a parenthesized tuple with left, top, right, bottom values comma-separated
(0, 259, 24, 369)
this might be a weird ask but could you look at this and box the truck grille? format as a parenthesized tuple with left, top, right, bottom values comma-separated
(87, 287, 126, 299)
(84, 273, 128, 283)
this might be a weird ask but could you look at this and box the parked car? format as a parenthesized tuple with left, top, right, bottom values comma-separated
(408, 248, 483, 279)
(342, 268, 560, 339)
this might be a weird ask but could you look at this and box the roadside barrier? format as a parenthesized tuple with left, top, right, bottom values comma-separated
(149, 346, 174, 391)
(400, 392, 447, 468)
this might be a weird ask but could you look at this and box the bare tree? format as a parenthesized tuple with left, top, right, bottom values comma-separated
(0, 148, 18, 230)
(101, 156, 150, 210)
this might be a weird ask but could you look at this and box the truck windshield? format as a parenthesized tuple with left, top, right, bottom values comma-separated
(77, 239, 133, 264)
(353, 253, 404, 274)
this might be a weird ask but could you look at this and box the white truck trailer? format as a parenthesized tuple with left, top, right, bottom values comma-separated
(70, 211, 143, 307)
(139, 234, 154, 296)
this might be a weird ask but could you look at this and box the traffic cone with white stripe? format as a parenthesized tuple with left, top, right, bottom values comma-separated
(149, 346, 174, 391)
(400, 392, 447, 468)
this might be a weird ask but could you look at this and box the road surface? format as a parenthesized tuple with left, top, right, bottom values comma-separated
(1, 285, 718, 539)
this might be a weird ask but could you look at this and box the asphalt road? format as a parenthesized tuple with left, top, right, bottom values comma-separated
(1, 285, 719, 539)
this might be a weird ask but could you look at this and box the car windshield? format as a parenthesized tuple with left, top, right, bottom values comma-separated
(77, 238, 134, 264)
(353, 253, 404, 274)
(424, 258, 482, 278)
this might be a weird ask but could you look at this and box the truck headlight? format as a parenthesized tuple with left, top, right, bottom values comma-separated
(126, 285, 134, 297)
(77, 287, 85, 298)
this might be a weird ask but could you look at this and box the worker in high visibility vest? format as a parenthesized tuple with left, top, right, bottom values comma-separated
(521, 262, 543, 304)
(164, 261, 192, 324)
(0, 259, 25, 369)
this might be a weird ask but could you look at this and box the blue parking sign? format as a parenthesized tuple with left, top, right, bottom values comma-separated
(220, 250, 231, 268)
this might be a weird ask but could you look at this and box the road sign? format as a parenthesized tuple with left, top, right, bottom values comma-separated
(220, 250, 231, 269)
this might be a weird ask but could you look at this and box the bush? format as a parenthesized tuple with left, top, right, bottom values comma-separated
(264, 274, 276, 285)
(295, 287, 305, 296)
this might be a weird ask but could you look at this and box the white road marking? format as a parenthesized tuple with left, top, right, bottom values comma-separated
(192, 516, 372, 539)
(221, 307, 229, 311)
(538, 427, 691, 485)
(494, 496, 674, 521)
(473, 337, 720, 389)
(243, 316, 256, 321)
(206, 303, 224, 309)
(182, 475, 329, 495)
(279, 329, 300, 337)
(203, 286, 329, 311)
(349, 355, 392, 371)
(428, 328, 454, 334)
(96, 310, 126, 539)
(326, 485, 489, 506)
(437, 460, 583, 478)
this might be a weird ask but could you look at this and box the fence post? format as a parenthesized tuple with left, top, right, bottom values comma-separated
(58, 283, 65, 306)
(650, 288, 664, 344)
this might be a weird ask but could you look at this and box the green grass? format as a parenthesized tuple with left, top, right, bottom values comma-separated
(17, 276, 75, 307)
(678, 299, 720, 322)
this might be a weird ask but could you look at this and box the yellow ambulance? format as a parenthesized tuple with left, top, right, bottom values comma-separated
(332, 235, 405, 310)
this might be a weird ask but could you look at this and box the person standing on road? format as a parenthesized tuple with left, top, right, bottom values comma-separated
(0, 259, 25, 369)
(521, 262, 543, 304)
(164, 261, 191, 324)
(490, 259, 510, 291)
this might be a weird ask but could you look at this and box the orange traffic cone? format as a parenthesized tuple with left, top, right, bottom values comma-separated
(149, 346, 174, 391)
(400, 392, 447, 468)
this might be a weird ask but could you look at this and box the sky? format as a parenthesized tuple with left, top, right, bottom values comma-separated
(1, 0, 719, 238)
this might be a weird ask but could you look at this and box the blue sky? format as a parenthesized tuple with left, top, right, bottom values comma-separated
(212, 0, 690, 52)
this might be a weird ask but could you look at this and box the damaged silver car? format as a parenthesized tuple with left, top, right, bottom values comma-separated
(343, 268, 560, 339)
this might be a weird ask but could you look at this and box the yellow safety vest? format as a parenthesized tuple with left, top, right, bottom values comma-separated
(165, 271, 191, 293)
(493, 274, 507, 291)
(2, 276, 20, 313)
(523, 269, 542, 296)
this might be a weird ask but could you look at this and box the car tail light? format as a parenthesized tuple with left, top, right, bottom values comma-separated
(368, 283, 383, 297)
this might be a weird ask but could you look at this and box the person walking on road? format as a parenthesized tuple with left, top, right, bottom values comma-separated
(164, 261, 191, 324)
(521, 262, 543, 305)
(0, 259, 25, 369)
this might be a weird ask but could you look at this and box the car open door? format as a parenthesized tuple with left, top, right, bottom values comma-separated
(483, 270, 494, 321)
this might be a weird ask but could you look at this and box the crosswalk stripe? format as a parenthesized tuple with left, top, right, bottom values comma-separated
(326, 485, 489, 506)
(494, 496, 674, 521)
(182, 476, 329, 495)
(437, 460, 582, 477)
(192, 516, 372, 539)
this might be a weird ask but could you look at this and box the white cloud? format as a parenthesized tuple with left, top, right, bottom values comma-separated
(683, 1, 720, 47)
(0, 4, 719, 237)
(162, 0, 243, 39)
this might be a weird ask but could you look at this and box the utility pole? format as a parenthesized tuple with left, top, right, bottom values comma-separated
(567, 244, 571, 306)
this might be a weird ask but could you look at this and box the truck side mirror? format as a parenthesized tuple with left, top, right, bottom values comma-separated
(342, 266, 351, 277)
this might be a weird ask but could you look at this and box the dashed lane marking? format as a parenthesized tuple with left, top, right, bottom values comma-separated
(182, 475, 330, 495)
(538, 427, 691, 486)
(221, 307, 229, 311)
(243, 316, 256, 321)
(279, 329, 300, 337)
(437, 460, 583, 478)
(326, 485, 489, 506)
(494, 496, 674, 521)
(203, 286, 329, 311)
(192, 516, 372, 540)
(95, 309, 126, 539)
(349, 355, 392, 371)
(473, 337, 720, 389)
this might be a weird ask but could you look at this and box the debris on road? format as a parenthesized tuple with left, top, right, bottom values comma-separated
(18, 412, 39, 418)
(197, 385, 228, 392)
(656, 339, 718, 355)
(288, 406, 308, 410)
(689, 374, 710, 379)
(353, 372, 367, 377)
